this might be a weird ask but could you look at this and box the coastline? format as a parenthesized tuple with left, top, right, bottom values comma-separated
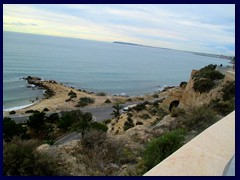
(3, 76, 176, 117)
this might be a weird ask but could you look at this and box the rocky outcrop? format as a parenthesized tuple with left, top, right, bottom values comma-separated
(24, 76, 42, 85)
(179, 70, 224, 108)
(23, 76, 55, 98)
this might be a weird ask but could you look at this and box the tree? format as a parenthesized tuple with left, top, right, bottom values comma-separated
(111, 103, 123, 118)
(3, 117, 27, 142)
(27, 112, 46, 133)
(75, 112, 93, 140)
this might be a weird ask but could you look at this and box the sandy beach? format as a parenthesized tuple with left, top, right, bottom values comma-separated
(3, 77, 170, 116)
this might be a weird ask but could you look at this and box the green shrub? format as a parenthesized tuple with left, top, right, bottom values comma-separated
(222, 81, 235, 101)
(171, 107, 186, 117)
(149, 108, 161, 116)
(127, 98, 132, 102)
(142, 129, 185, 171)
(43, 108, 49, 112)
(193, 64, 224, 81)
(57, 112, 75, 131)
(103, 119, 111, 124)
(209, 98, 235, 116)
(140, 113, 150, 120)
(9, 110, 16, 115)
(177, 106, 218, 133)
(193, 78, 215, 93)
(132, 103, 146, 112)
(127, 112, 133, 118)
(124, 118, 134, 131)
(76, 97, 95, 107)
(156, 108, 168, 118)
(27, 112, 46, 132)
(152, 93, 159, 98)
(4, 139, 65, 176)
(180, 81, 187, 88)
(104, 99, 111, 103)
(46, 113, 60, 123)
(4, 117, 27, 142)
(68, 90, 77, 98)
(96, 92, 106, 96)
(91, 122, 108, 132)
(25, 110, 40, 114)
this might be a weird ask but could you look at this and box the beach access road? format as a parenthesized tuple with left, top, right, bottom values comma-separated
(7, 101, 140, 124)
(7, 97, 166, 124)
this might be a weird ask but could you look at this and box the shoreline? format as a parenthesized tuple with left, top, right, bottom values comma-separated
(3, 76, 177, 116)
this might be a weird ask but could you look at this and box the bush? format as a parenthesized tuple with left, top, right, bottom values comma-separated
(140, 113, 150, 120)
(25, 110, 40, 114)
(149, 108, 158, 116)
(4, 139, 65, 176)
(156, 108, 168, 118)
(9, 110, 16, 115)
(193, 64, 224, 81)
(76, 97, 95, 107)
(180, 81, 187, 88)
(103, 119, 111, 124)
(142, 129, 185, 171)
(68, 90, 77, 98)
(177, 106, 218, 133)
(171, 107, 186, 117)
(152, 93, 159, 98)
(209, 98, 235, 116)
(96, 92, 106, 96)
(222, 81, 235, 101)
(136, 122, 143, 125)
(79, 131, 137, 175)
(193, 78, 215, 93)
(27, 112, 46, 132)
(124, 118, 134, 131)
(91, 122, 108, 132)
(104, 99, 111, 103)
(127, 98, 132, 102)
(4, 117, 27, 142)
(58, 112, 75, 131)
(46, 113, 60, 123)
(43, 108, 49, 112)
(132, 103, 146, 112)
(127, 112, 133, 118)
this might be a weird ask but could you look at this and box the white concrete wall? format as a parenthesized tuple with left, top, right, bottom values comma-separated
(144, 111, 235, 176)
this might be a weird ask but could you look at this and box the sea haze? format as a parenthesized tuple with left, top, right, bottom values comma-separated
(3, 31, 230, 110)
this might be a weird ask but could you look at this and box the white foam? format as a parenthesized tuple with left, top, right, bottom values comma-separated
(3, 103, 35, 112)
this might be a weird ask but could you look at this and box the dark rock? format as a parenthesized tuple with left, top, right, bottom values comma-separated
(25, 76, 42, 85)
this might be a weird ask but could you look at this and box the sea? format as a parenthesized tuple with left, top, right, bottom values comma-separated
(3, 31, 231, 111)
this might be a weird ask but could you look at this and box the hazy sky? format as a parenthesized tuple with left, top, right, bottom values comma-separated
(3, 4, 235, 55)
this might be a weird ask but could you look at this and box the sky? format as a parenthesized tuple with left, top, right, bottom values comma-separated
(3, 4, 235, 56)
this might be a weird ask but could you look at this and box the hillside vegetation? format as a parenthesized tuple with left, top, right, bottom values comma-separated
(3, 64, 235, 176)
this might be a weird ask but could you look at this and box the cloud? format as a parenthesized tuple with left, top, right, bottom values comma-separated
(3, 4, 235, 56)
(4, 22, 38, 26)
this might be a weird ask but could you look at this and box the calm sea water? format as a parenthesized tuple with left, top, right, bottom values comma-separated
(3, 31, 230, 110)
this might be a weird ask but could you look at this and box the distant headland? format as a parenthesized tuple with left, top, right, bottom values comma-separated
(113, 41, 233, 60)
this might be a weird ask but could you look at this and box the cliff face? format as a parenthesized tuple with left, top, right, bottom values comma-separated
(179, 70, 225, 109)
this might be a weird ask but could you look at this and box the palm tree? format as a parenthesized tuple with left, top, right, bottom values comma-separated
(111, 103, 123, 118)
